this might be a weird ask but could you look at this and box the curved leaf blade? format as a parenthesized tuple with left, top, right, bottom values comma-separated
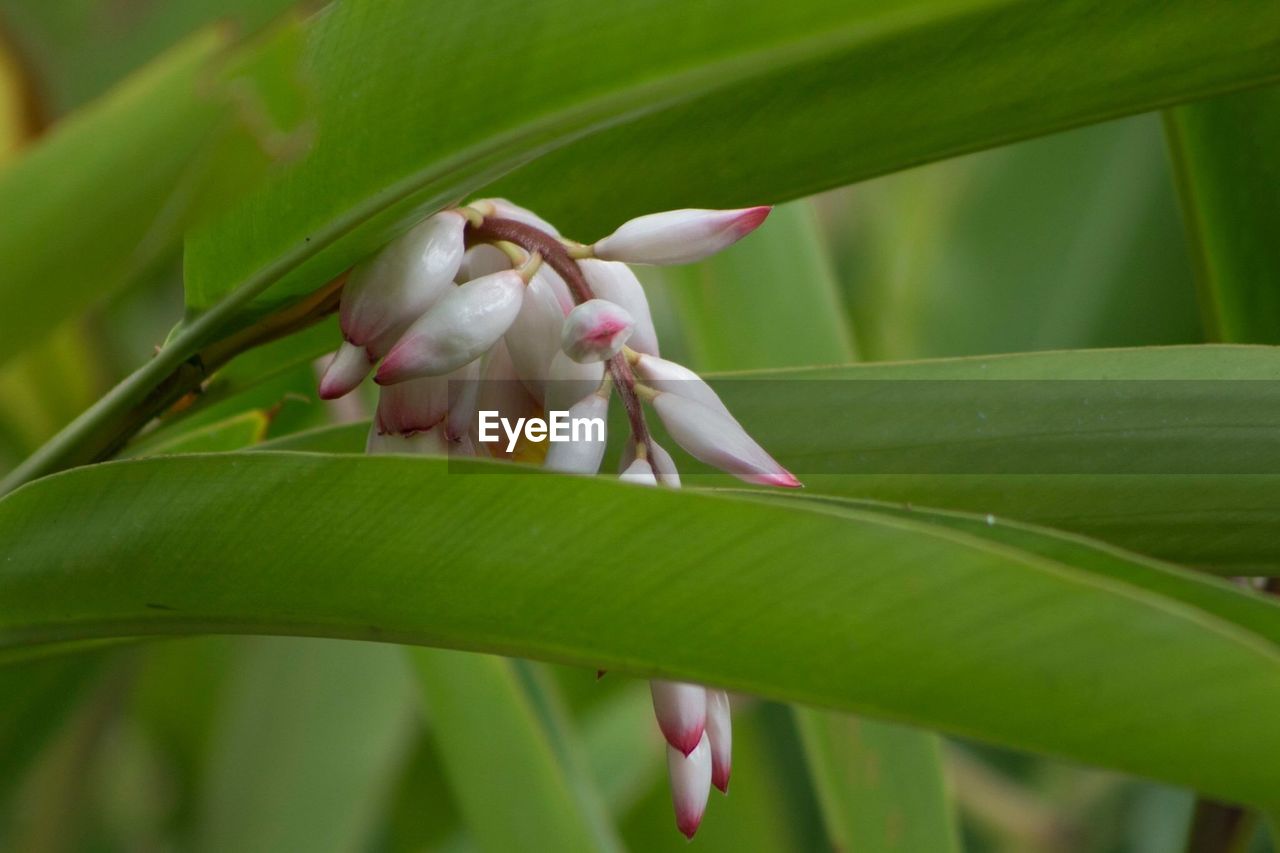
(2, 452, 1280, 806)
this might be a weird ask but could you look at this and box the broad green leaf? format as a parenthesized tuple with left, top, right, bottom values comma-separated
(0, 29, 228, 367)
(411, 649, 621, 853)
(196, 637, 416, 853)
(253, 344, 1280, 570)
(796, 714, 960, 853)
(1165, 86, 1280, 343)
(185, 0, 1280, 324)
(3, 453, 1280, 806)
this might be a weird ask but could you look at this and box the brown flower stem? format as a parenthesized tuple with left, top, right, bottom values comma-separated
(466, 216, 653, 451)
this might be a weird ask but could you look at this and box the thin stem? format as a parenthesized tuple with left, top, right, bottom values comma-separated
(467, 216, 652, 449)
(0, 271, 346, 495)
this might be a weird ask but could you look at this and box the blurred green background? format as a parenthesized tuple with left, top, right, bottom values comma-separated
(0, 2, 1268, 851)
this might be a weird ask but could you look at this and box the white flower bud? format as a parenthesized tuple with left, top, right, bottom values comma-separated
(619, 456, 657, 486)
(650, 680, 706, 756)
(545, 350, 605, 414)
(620, 439, 681, 488)
(561, 299, 634, 363)
(456, 244, 510, 282)
(340, 211, 466, 347)
(631, 353, 732, 418)
(503, 268, 566, 400)
(543, 392, 608, 475)
(706, 689, 732, 793)
(374, 360, 478, 438)
(592, 206, 770, 265)
(651, 392, 800, 488)
(318, 341, 375, 400)
(365, 423, 448, 456)
(667, 733, 713, 840)
(376, 270, 524, 384)
(578, 260, 659, 355)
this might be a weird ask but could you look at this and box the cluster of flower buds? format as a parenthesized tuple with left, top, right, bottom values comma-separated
(317, 197, 798, 837)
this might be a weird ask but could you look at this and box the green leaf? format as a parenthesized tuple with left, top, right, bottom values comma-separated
(411, 649, 622, 852)
(795, 713, 960, 853)
(184, 0, 1280, 323)
(3, 452, 1280, 806)
(1165, 85, 1280, 343)
(123, 410, 269, 458)
(196, 637, 416, 853)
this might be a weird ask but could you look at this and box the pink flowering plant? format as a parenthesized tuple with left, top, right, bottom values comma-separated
(1, 2, 1279, 851)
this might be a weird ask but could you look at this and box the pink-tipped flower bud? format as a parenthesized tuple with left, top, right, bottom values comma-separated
(376, 270, 524, 385)
(578, 260, 659, 355)
(651, 392, 800, 488)
(318, 341, 375, 400)
(631, 353, 732, 418)
(340, 211, 466, 347)
(592, 206, 770, 266)
(562, 299, 634, 363)
(374, 361, 478, 439)
(543, 392, 609, 475)
(651, 680, 706, 756)
(545, 351, 605, 414)
(706, 690, 732, 793)
(667, 733, 713, 839)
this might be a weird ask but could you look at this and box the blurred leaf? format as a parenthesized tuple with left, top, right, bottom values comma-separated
(579, 681, 663, 817)
(0, 0, 304, 115)
(411, 649, 622, 852)
(0, 29, 228, 367)
(184, 0, 1280, 326)
(4, 454, 1280, 806)
(196, 637, 416, 853)
(822, 115, 1201, 360)
(0, 652, 106, 808)
(1165, 85, 1280, 343)
(797, 714, 960, 852)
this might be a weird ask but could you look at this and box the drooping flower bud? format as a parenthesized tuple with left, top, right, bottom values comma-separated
(457, 243, 510, 282)
(650, 680, 706, 756)
(543, 392, 609, 475)
(374, 361, 478, 439)
(592, 207, 770, 266)
(651, 392, 800, 488)
(318, 341, 376, 400)
(630, 352, 732, 418)
(340, 211, 466, 348)
(504, 269, 567, 401)
(706, 689, 732, 793)
(667, 733, 713, 839)
(578, 260, 659, 355)
(561, 299, 634, 363)
(376, 270, 524, 384)
(545, 350, 605, 414)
